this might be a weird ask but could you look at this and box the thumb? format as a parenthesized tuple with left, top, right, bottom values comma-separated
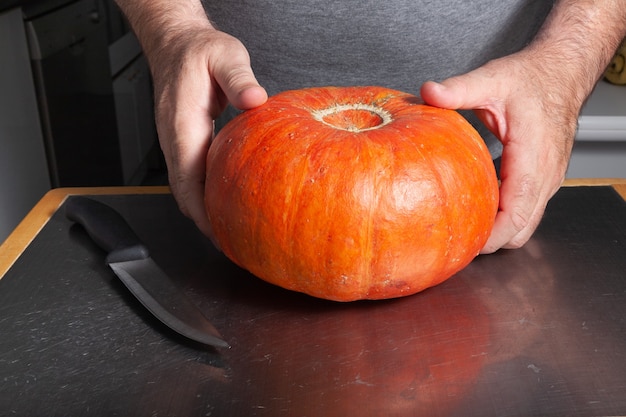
(211, 48, 268, 110)
(222, 65, 268, 110)
(420, 72, 493, 110)
(420, 70, 507, 139)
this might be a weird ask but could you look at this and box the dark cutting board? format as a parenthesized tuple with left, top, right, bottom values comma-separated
(1, 187, 626, 417)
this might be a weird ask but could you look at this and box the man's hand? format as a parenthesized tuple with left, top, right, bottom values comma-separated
(421, 51, 576, 253)
(149, 28, 267, 238)
(113, 0, 269, 237)
(422, 0, 626, 253)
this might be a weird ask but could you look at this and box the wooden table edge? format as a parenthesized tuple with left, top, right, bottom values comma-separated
(0, 186, 170, 279)
(562, 178, 626, 199)
(1, 180, 625, 280)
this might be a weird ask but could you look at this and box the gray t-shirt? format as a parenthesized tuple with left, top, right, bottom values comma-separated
(202, 0, 554, 156)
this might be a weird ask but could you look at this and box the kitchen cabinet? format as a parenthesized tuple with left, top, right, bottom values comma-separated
(21, 0, 157, 187)
(0, 7, 51, 244)
(24, 0, 125, 187)
(110, 32, 158, 185)
(1, 0, 157, 243)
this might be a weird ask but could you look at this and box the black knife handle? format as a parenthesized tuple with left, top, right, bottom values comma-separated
(65, 196, 150, 264)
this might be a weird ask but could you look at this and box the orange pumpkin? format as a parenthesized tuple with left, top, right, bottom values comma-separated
(205, 86, 499, 301)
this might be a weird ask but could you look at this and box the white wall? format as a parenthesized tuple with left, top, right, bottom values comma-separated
(568, 81, 626, 179)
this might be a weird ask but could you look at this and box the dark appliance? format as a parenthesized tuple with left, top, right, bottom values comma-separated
(24, 0, 124, 187)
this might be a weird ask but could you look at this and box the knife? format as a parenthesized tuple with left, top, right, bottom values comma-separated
(65, 196, 230, 348)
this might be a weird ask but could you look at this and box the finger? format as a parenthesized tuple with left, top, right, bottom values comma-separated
(480, 175, 545, 254)
(165, 113, 215, 239)
(421, 75, 508, 140)
(480, 143, 562, 254)
(156, 61, 215, 238)
(165, 135, 220, 247)
(211, 46, 268, 111)
(420, 74, 496, 110)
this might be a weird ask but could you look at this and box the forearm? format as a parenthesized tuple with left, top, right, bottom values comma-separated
(528, 0, 626, 106)
(114, 0, 214, 59)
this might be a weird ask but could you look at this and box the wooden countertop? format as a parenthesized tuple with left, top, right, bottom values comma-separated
(1, 180, 625, 279)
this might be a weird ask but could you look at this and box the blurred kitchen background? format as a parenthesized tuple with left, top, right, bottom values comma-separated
(2, 0, 626, 244)
(1, 0, 165, 244)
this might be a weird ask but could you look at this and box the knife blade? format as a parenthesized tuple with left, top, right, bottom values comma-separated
(65, 195, 229, 348)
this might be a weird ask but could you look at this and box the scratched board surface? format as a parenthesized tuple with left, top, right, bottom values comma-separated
(1, 187, 626, 416)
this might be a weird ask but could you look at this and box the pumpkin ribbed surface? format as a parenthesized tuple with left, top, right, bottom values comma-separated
(205, 86, 499, 301)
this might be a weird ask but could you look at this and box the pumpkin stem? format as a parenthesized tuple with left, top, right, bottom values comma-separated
(311, 104, 392, 132)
